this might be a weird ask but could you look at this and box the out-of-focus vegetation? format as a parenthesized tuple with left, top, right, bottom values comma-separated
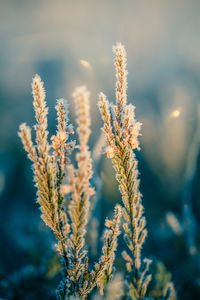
(0, 1, 200, 299)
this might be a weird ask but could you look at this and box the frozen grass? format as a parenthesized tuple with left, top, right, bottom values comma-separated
(19, 44, 176, 300)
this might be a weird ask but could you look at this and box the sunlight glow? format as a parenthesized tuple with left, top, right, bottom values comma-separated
(171, 109, 181, 118)
(80, 59, 92, 69)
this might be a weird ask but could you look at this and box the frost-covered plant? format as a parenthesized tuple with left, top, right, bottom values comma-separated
(19, 75, 121, 300)
(98, 43, 176, 300)
(98, 43, 151, 299)
(18, 44, 176, 300)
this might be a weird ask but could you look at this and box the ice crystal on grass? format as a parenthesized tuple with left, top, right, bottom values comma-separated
(98, 44, 151, 299)
(99, 43, 176, 300)
(19, 45, 176, 300)
(19, 75, 121, 300)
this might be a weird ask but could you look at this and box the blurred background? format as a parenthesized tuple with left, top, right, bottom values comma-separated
(0, 0, 200, 299)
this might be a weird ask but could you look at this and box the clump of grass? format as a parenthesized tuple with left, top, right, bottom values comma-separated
(19, 75, 121, 300)
(19, 44, 176, 300)
(98, 43, 151, 299)
(98, 43, 176, 300)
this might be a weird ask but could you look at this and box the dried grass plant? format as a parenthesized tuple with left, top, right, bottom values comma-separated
(19, 44, 176, 300)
